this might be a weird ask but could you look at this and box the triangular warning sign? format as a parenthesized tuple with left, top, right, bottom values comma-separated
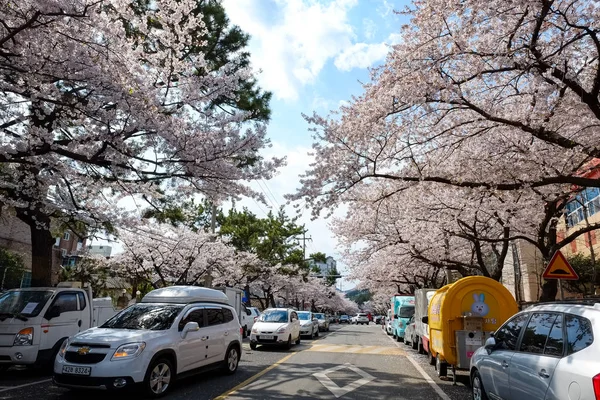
(542, 250, 579, 280)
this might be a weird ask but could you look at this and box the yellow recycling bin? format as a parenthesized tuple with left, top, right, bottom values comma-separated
(427, 276, 518, 381)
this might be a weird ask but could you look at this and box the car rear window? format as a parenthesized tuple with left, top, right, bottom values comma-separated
(565, 314, 593, 355)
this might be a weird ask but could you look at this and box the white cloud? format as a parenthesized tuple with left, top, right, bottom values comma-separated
(222, 0, 358, 101)
(362, 18, 377, 40)
(334, 32, 403, 72)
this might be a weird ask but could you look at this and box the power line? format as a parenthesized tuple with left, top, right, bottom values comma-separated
(261, 179, 281, 208)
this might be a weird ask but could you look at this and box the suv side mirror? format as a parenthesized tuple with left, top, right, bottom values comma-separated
(181, 322, 200, 338)
(421, 316, 429, 324)
(246, 309, 252, 316)
(44, 305, 61, 320)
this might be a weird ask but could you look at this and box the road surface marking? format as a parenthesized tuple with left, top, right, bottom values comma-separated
(386, 335, 452, 400)
(0, 379, 52, 393)
(306, 344, 405, 356)
(313, 363, 375, 398)
(214, 352, 296, 400)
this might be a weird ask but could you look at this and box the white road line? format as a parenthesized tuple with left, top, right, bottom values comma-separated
(0, 379, 52, 393)
(386, 335, 452, 400)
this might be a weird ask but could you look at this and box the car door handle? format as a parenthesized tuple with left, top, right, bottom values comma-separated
(501, 361, 509, 368)
(224, 331, 229, 336)
(539, 369, 550, 378)
(201, 336, 209, 341)
(77, 320, 82, 327)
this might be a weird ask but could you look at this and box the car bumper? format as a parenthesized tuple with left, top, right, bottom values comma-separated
(53, 354, 147, 385)
(0, 345, 40, 365)
(250, 333, 290, 345)
(52, 374, 138, 391)
(300, 327, 313, 335)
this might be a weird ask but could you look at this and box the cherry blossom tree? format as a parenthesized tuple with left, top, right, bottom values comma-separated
(291, 0, 600, 301)
(110, 223, 251, 288)
(0, 0, 282, 286)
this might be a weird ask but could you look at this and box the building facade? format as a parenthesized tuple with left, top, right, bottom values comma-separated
(0, 212, 87, 287)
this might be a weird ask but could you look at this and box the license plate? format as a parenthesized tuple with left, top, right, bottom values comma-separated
(260, 335, 274, 340)
(62, 365, 91, 376)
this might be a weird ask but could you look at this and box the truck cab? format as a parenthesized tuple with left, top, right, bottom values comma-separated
(0, 283, 116, 371)
(391, 295, 415, 342)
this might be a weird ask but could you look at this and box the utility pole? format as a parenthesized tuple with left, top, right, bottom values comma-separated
(294, 230, 312, 260)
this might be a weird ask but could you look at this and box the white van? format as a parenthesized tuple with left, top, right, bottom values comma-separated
(53, 286, 242, 397)
(0, 283, 117, 371)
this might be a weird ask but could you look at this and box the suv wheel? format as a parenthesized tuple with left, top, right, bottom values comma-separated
(471, 370, 488, 400)
(144, 358, 173, 398)
(223, 346, 239, 375)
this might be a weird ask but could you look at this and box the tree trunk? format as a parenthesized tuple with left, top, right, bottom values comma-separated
(539, 279, 558, 302)
(16, 209, 54, 287)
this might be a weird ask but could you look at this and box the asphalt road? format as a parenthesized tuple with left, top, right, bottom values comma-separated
(0, 324, 473, 399)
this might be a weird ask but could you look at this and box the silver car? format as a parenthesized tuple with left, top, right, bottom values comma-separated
(313, 313, 330, 332)
(470, 301, 599, 400)
(297, 311, 319, 338)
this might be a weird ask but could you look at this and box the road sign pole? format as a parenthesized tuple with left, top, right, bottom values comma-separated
(558, 279, 565, 300)
(558, 279, 564, 300)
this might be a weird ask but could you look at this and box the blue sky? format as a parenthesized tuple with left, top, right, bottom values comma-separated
(220, 0, 411, 290)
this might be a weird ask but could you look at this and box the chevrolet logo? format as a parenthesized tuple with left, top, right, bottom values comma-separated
(77, 347, 91, 355)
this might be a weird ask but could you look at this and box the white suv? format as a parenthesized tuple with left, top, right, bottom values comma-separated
(352, 313, 369, 325)
(250, 308, 300, 350)
(53, 286, 242, 397)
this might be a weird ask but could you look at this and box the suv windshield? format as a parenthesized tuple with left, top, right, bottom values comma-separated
(399, 306, 415, 318)
(314, 313, 325, 319)
(101, 304, 183, 330)
(0, 290, 53, 320)
(259, 310, 288, 323)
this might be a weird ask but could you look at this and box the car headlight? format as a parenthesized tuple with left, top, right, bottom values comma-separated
(58, 338, 69, 359)
(276, 325, 288, 334)
(251, 327, 258, 333)
(13, 327, 33, 346)
(111, 342, 146, 361)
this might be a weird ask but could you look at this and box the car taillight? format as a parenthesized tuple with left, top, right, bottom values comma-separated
(593, 373, 600, 399)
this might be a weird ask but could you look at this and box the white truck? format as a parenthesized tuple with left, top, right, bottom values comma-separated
(0, 282, 117, 371)
(215, 287, 255, 337)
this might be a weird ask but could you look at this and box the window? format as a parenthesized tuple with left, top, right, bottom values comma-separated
(52, 293, 78, 313)
(77, 292, 86, 311)
(565, 187, 600, 227)
(60, 249, 67, 258)
(206, 308, 225, 326)
(520, 313, 557, 354)
(494, 313, 529, 351)
(178, 309, 204, 331)
(223, 308, 234, 323)
(63, 232, 70, 240)
(544, 314, 564, 357)
(565, 314, 594, 355)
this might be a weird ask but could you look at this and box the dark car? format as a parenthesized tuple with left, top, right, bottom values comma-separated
(339, 315, 350, 323)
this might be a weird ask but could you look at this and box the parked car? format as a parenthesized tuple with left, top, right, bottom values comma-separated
(313, 313, 330, 332)
(402, 315, 418, 350)
(470, 300, 600, 400)
(339, 315, 350, 324)
(329, 315, 339, 324)
(53, 286, 242, 397)
(241, 305, 261, 337)
(385, 313, 393, 335)
(374, 315, 383, 324)
(351, 313, 369, 325)
(297, 311, 319, 338)
(250, 308, 300, 350)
